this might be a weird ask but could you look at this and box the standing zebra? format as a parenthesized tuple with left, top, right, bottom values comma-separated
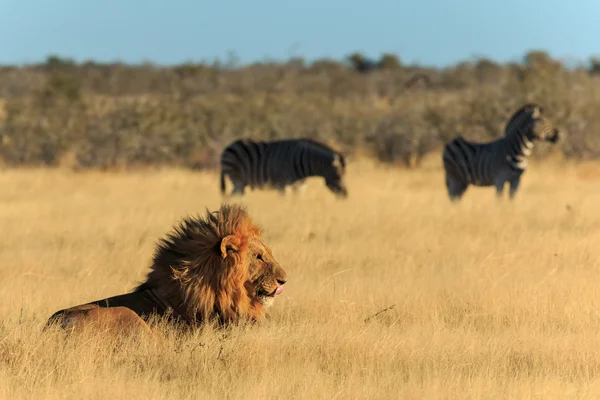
(220, 138, 348, 198)
(442, 103, 560, 201)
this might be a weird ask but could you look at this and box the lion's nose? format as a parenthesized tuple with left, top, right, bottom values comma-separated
(277, 279, 287, 285)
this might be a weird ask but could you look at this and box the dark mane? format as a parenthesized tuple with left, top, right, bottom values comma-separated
(300, 138, 343, 156)
(504, 103, 542, 133)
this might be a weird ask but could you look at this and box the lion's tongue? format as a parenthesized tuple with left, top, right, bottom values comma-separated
(274, 286, 284, 296)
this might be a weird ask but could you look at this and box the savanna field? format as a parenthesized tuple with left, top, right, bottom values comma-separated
(1, 156, 600, 399)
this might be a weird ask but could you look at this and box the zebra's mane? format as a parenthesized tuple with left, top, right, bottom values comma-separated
(299, 138, 337, 152)
(302, 138, 346, 167)
(299, 138, 344, 157)
(504, 103, 542, 135)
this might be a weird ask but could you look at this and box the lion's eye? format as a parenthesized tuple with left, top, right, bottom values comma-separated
(257, 254, 264, 261)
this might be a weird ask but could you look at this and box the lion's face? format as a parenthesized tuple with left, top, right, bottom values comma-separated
(245, 238, 287, 308)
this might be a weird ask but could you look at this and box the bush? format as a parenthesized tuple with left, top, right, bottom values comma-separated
(0, 52, 598, 169)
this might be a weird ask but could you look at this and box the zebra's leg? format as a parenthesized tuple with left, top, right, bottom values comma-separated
(508, 176, 521, 200)
(445, 174, 468, 202)
(272, 183, 287, 196)
(495, 180, 506, 199)
(231, 180, 246, 197)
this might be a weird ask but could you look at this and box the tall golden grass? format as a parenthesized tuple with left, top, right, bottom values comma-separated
(1, 156, 600, 399)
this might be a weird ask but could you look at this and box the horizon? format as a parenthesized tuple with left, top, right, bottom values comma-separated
(2, 49, 597, 70)
(1, 0, 599, 68)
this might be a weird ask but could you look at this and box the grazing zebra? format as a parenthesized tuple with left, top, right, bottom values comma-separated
(442, 103, 560, 201)
(220, 138, 348, 198)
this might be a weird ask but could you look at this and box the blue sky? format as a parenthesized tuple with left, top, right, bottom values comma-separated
(1, 0, 598, 67)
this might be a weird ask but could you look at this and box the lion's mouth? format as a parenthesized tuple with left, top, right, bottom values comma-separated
(271, 286, 283, 296)
(258, 286, 284, 298)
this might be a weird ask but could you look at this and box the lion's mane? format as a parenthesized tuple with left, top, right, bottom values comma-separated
(136, 203, 266, 325)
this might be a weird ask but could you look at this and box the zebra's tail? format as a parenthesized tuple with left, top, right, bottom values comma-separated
(442, 137, 463, 169)
(220, 169, 226, 195)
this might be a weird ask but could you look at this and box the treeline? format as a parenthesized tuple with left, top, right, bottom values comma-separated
(1, 51, 600, 170)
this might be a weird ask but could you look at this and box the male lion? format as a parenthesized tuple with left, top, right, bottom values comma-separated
(46, 204, 287, 334)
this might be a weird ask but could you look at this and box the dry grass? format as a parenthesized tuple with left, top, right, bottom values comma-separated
(1, 157, 600, 399)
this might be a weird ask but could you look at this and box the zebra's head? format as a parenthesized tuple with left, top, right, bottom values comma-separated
(530, 105, 560, 143)
(509, 104, 560, 144)
(325, 153, 348, 198)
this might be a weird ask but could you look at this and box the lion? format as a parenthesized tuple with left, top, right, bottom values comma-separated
(46, 203, 288, 334)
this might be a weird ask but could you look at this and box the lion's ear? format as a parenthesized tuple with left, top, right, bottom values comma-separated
(220, 235, 239, 259)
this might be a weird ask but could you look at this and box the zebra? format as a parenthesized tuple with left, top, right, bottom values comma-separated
(220, 138, 348, 198)
(442, 103, 560, 201)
